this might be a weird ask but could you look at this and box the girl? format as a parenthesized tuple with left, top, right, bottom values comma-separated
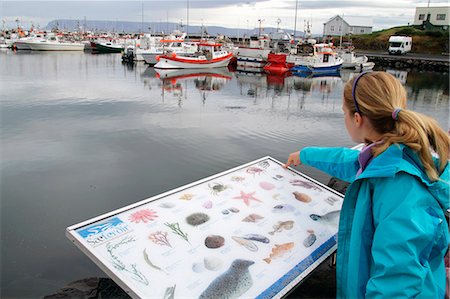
(285, 71, 449, 298)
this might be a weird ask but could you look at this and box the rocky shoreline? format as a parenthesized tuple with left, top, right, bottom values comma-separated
(360, 52, 449, 72)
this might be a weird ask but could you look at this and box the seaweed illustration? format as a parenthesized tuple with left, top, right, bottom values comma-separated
(164, 222, 190, 244)
(143, 249, 169, 274)
(148, 231, 172, 247)
(106, 236, 149, 285)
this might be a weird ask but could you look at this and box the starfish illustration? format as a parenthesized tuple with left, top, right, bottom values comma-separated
(233, 191, 262, 206)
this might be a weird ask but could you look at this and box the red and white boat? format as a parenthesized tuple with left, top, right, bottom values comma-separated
(154, 42, 233, 69)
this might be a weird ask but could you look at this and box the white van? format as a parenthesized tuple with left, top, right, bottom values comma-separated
(388, 36, 412, 55)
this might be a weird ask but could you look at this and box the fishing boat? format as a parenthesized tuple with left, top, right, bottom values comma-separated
(339, 50, 374, 70)
(140, 39, 198, 65)
(154, 42, 233, 69)
(290, 43, 343, 74)
(91, 41, 124, 53)
(27, 35, 85, 51)
(236, 34, 271, 70)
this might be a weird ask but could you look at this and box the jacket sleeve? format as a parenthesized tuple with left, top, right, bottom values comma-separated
(300, 147, 360, 183)
(366, 172, 447, 298)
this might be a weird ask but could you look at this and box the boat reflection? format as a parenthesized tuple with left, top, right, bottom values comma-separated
(153, 67, 233, 104)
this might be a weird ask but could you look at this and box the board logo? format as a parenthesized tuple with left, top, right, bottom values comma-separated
(77, 217, 131, 246)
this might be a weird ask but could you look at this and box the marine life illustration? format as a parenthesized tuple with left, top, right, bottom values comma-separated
(246, 166, 265, 176)
(231, 176, 245, 183)
(272, 193, 281, 200)
(186, 212, 210, 226)
(231, 236, 258, 252)
(242, 213, 264, 222)
(228, 207, 240, 213)
(258, 161, 270, 169)
(143, 249, 168, 274)
(263, 242, 295, 264)
(222, 209, 230, 215)
(259, 181, 275, 190)
(293, 192, 312, 203)
(163, 285, 176, 299)
(233, 191, 262, 206)
(309, 210, 340, 226)
(272, 174, 284, 181)
(205, 235, 225, 249)
(272, 204, 296, 213)
(106, 236, 149, 285)
(159, 202, 175, 209)
(204, 256, 224, 271)
(303, 230, 317, 247)
(208, 182, 230, 195)
(268, 220, 294, 235)
(179, 193, 194, 201)
(203, 200, 213, 209)
(164, 222, 190, 244)
(324, 196, 340, 206)
(128, 208, 158, 224)
(242, 233, 270, 244)
(148, 231, 172, 247)
(199, 259, 255, 299)
(289, 179, 322, 191)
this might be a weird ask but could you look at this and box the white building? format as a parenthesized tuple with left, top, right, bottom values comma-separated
(323, 15, 373, 36)
(413, 6, 449, 28)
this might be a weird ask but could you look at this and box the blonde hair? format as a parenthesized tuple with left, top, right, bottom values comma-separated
(344, 71, 449, 181)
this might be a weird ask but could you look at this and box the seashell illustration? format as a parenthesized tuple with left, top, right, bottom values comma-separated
(263, 242, 295, 264)
(203, 200, 213, 209)
(186, 212, 210, 226)
(303, 231, 317, 247)
(272, 204, 295, 213)
(159, 202, 175, 208)
(293, 192, 312, 203)
(259, 181, 275, 190)
(205, 235, 225, 249)
(192, 262, 206, 273)
(242, 234, 270, 244)
(179, 193, 194, 201)
(231, 236, 258, 252)
(204, 256, 224, 271)
(199, 259, 254, 299)
(242, 213, 264, 223)
(222, 209, 230, 215)
(228, 207, 240, 213)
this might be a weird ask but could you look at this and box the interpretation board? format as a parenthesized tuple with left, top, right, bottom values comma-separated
(66, 156, 344, 299)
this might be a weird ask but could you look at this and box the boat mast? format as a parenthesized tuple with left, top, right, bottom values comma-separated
(186, 0, 189, 39)
(293, 0, 298, 41)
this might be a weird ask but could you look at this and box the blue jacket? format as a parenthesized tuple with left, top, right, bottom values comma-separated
(300, 144, 449, 298)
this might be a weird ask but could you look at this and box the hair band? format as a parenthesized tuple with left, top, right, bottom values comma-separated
(351, 72, 370, 114)
(392, 108, 402, 121)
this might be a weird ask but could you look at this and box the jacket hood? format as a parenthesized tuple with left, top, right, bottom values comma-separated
(357, 143, 449, 211)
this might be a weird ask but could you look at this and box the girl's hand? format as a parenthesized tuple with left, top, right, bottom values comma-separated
(284, 151, 301, 168)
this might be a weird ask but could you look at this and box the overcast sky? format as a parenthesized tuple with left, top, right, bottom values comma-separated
(1, 0, 448, 34)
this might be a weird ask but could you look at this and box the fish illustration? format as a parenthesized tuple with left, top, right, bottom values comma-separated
(199, 259, 254, 299)
(268, 220, 294, 235)
(290, 179, 322, 191)
(263, 242, 295, 264)
(303, 230, 317, 247)
(231, 236, 258, 252)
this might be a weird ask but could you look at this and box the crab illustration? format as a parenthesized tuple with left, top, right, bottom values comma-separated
(246, 166, 265, 176)
(208, 182, 230, 195)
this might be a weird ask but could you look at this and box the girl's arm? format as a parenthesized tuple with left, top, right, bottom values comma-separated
(299, 147, 360, 183)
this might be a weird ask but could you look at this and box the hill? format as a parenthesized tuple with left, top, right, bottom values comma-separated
(347, 26, 449, 54)
(45, 19, 304, 38)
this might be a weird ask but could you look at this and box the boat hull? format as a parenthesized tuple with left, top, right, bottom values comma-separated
(28, 42, 85, 51)
(154, 53, 233, 69)
(92, 43, 124, 53)
(291, 63, 342, 74)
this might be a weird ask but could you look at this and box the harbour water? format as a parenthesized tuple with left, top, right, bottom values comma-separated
(1, 51, 448, 298)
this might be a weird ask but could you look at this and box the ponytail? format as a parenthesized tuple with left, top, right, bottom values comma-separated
(344, 71, 449, 181)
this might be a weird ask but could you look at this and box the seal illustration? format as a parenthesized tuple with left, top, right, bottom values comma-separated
(199, 259, 255, 299)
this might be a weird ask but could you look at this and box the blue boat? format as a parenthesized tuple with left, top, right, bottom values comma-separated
(290, 43, 343, 74)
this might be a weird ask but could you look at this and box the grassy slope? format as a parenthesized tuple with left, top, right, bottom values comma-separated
(346, 26, 449, 54)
